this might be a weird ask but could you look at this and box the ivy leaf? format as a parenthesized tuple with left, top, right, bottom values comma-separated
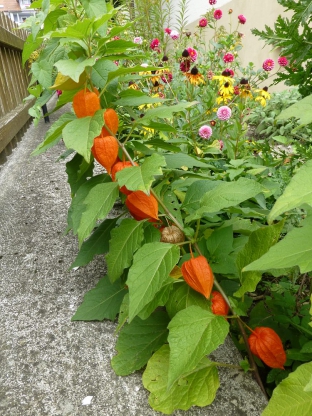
(76, 182, 119, 245)
(116, 153, 166, 194)
(262, 362, 312, 416)
(111, 310, 170, 376)
(165, 282, 212, 319)
(62, 110, 104, 162)
(55, 58, 96, 83)
(71, 276, 127, 321)
(70, 218, 118, 268)
(234, 221, 284, 297)
(106, 219, 145, 283)
(142, 345, 219, 415)
(167, 305, 229, 388)
(244, 215, 312, 274)
(268, 159, 312, 223)
(31, 112, 75, 156)
(127, 243, 180, 322)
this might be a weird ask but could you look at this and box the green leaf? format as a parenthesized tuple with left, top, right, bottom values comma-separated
(276, 94, 312, 129)
(50, 19, 94, 40)
(76, 181, 119, 245)
(55, 58, 96, 83)
(81, 0, 107, 18)
(31, 112, 75, 156)
(111, 310, 170, 376)
(138, 281, 173, 320)
(127, 243, 180, 321)
(91, 59, 118, 89)
(113, 89, 166, 107)
(182, 180, 221, 213)
(31, 60, 53, 88)
(244, 215, 312, 274)
(68, 174, 109, 233)
(139, 101, 197, 121)
(165, 282, 212, 319)
(207, 226, 233, 257)
(199, 178, 264, 214)
(234, 221, 284, 297)
(22, 33, 42, 66)
(62, 110, 104, 162)
(165, 153, 211, 169)
(66, 153, 94, 197)
(268, 159, 312, 223)
(106, 65, 165, 84)
(70, 218, 117, 268)
(262, 362, 312, 416)
(142, 345, 219, 414)
(116, 153, 166, 194)
(72, 276, 127, 321)
(167, 306, 229, 387)
(106, 219, 144, 282)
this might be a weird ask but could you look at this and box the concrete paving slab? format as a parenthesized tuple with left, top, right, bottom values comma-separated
(0, 95, 268, 415)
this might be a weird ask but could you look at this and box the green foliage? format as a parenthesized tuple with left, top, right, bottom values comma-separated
(142, 345, 219, 414)
(251, 0, 312, 97)
(25, 0, 312, 414)
(262, 362, 312, 416)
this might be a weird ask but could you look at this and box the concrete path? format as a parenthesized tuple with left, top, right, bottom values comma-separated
(0, 95, 268, 416)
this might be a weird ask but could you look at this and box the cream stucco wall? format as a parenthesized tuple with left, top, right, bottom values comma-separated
(184, 0, 291, 92)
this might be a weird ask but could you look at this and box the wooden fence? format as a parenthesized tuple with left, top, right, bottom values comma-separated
(0, 12, 34, 163)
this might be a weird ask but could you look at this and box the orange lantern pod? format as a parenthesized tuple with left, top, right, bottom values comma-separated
(111, 160, 138, 195)
(248, 326, 287, 369)
(101, 108, 119, 136)
(211, 291, 229, 316)
(125, 190, 159, 222)
(181, 255, 214, 299)
(91, 135, 119, 174)
(73, 88, 101, 118)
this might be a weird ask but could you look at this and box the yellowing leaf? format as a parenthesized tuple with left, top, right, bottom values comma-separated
(50, 71, 87, 91)
(169, 265, 182, 279)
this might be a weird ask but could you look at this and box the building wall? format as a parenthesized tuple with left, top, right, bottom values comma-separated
(184, 0, 291, 92)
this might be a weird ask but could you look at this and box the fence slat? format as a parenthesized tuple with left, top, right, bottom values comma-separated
(0, 12, 33, 159)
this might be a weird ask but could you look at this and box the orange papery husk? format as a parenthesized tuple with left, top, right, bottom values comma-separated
(111, 160, 138, 195)
(91, 135, 119, 174)
(248, 326, 287, 369)
(181, 255, 214, 299)
(101, 108, 119, 136)
(125, 190, 159, 222)
(211, 291, 229, 316)
(73, 88, 101, 118)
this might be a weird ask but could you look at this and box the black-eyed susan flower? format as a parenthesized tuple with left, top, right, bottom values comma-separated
(186, 67, 205, 85)
(255, 86, 271, 106)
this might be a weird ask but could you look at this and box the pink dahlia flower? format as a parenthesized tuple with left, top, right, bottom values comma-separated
(133, 36, 143, 44)
(170, 30, 179, 40)
(223, 52, 234, 63)
(199, 18, 208, 27)
(217, 106, 232, 120)
(187, 47, 198, 62)
(164, 28, 171, 35)
(150, 38, 160, 51)
(278, 56, 288, 67)
(209, 0, 217, 4)
(214, 9, 222, 19)
(262, 59, 275, 71)
(238, 14, 246, 24)
(199, 125, 213, 139)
